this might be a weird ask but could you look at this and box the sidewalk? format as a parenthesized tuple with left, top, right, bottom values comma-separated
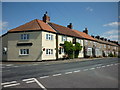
(0, 57, 118, 65)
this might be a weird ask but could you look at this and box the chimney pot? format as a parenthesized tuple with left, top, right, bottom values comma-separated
(42, 11, 50, 23)
(83, 28, 88, 34)
(67, 23, 73, 29)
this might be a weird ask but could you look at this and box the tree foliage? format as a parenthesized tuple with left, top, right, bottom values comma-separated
(63, 41, 82, 59)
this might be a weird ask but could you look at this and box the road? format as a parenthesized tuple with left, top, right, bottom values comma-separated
(0, 57, 119, 89)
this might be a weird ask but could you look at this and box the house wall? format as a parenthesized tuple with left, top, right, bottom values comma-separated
(42, 31, 56, 60)
(2, 35, 8, 61)
(76, 38, 84, 58)
(7, 31, 42, 61)
(57, 35, 73, 59)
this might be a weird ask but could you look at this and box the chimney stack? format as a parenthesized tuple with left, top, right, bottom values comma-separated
(67, 23, 73, 29)
(42, 11, 50, 23)
(91, 35, 95, 38)
(95, 35, 100, 39)
(83, 28, 88, 34)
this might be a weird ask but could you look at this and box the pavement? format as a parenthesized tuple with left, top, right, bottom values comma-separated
(0, 57, 119, 89)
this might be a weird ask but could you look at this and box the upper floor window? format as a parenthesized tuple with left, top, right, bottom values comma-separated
(19, 49, 29, 55)
(62, 36, 67, 42)
(77, 39, 81, 43)
(104, 45, 106, 48)
(21, 34, 29, 40)
(46, 34, 53, 40)
(85, 40, 88, 45)
(93, 42, 96, 46)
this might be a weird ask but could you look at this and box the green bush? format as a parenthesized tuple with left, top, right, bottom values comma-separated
(63, 41, 75, 59)
(108, 53, 114, 57)
(74, 42, 82, 58)
(63, 41, 82, 59)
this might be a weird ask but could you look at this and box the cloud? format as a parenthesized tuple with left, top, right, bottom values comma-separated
(101, 29, 119, 41)
(103, 21, 120, 27)
(0, 21, 9, 34)
(86, 7, 93, 12)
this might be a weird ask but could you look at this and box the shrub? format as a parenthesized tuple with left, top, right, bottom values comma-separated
(108, 53, 114, 57)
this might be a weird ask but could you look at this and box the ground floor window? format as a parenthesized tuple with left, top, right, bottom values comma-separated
(46, 49, 53, 55)
(87, 48, 92, 56)
(19, 49, 29, 55)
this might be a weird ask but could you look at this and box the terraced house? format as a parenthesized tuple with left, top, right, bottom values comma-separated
(2, 12, 119, 61)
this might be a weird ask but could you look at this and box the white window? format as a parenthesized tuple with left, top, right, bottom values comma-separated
(87, 48, 92, 56)
(21, 34, 29, 40)
(46, 34, 53, 40)
(19, 49, 29, 55)
(85, 40, 88, 45)
(77, 39, 81, 43)
(104, 45, 106, 48)
(61, 48, 64, 53)
(46, 49, 53, 55)
(62, 36, 67, 42)
(93, 42, 96, 46)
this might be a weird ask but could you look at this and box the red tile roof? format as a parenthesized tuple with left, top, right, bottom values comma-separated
(73, 30, 96, 41)
(48, 22, 83, 38)
(8, 19, 56, 33)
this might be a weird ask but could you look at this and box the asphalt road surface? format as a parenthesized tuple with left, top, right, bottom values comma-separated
(1, 57, 119, 89)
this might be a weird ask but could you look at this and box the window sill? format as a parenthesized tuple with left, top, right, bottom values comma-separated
(19, 54, 29, 56)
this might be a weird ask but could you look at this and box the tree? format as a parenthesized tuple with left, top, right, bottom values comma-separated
(74, 42, 82, 58)
(63, 41, 82, 59)
(63, 41, 75, 59)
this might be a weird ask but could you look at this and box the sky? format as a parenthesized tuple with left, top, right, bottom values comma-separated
(1, 2, 119, 41)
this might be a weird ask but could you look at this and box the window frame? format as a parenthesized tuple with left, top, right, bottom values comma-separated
(46, 49, 53, 55)
(19, 49, 29, 55)
(21, 34, 29, 40)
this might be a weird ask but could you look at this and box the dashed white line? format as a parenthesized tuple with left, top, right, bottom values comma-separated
(6, 64, 13, 66)
(52, 73, 62, 77)
(107, 65, 110, 67)
(22, 78, 35, 81)
(74, 70, 80, 73)
(26, 80, 35, 84)
(40, 76, 49, 79)
(13, 66, 19, 67)
(96, 67, 101, 68)
(102, 66, 105, 68)
(89, 68, 95, 70)
(115, 64, 118, 65)
(65, 72, 72, 74)
(83, 69, 89, 71)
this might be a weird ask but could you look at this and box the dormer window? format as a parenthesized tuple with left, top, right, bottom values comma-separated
(21, 34, 29, 40)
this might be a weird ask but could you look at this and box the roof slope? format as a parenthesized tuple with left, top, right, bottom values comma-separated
(8, 19, 56, 33)
(48, 22, 83, 38)
(73, 30, 96, 41)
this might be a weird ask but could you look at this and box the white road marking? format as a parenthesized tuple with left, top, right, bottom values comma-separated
(74, 70, 80, 73)
(23, 78, 47, 90)
(26, 80, 35, 84)
(13, 66, 19, 67)
(33, 64, 39, 65)
(83, 69, 88, 71)
(22, 78, 35, 81)
(1, 81, 20, 88)
(102, 66, 105, 68)
(3, 83, 20, 87)
(111, 64, 113, 66)
(40, 76, 49, 79)
(107, 65, 110, 67)
(96, 67, 101, 68)
(34, 78, 47, 90)
(1, 81, 17, 85)
(6, 64, 13, 66)
(65, 72, 72, 74)
(115, 64, 118, 65)
(90, 68, 95, 70)
(52, 73, 62, 77)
